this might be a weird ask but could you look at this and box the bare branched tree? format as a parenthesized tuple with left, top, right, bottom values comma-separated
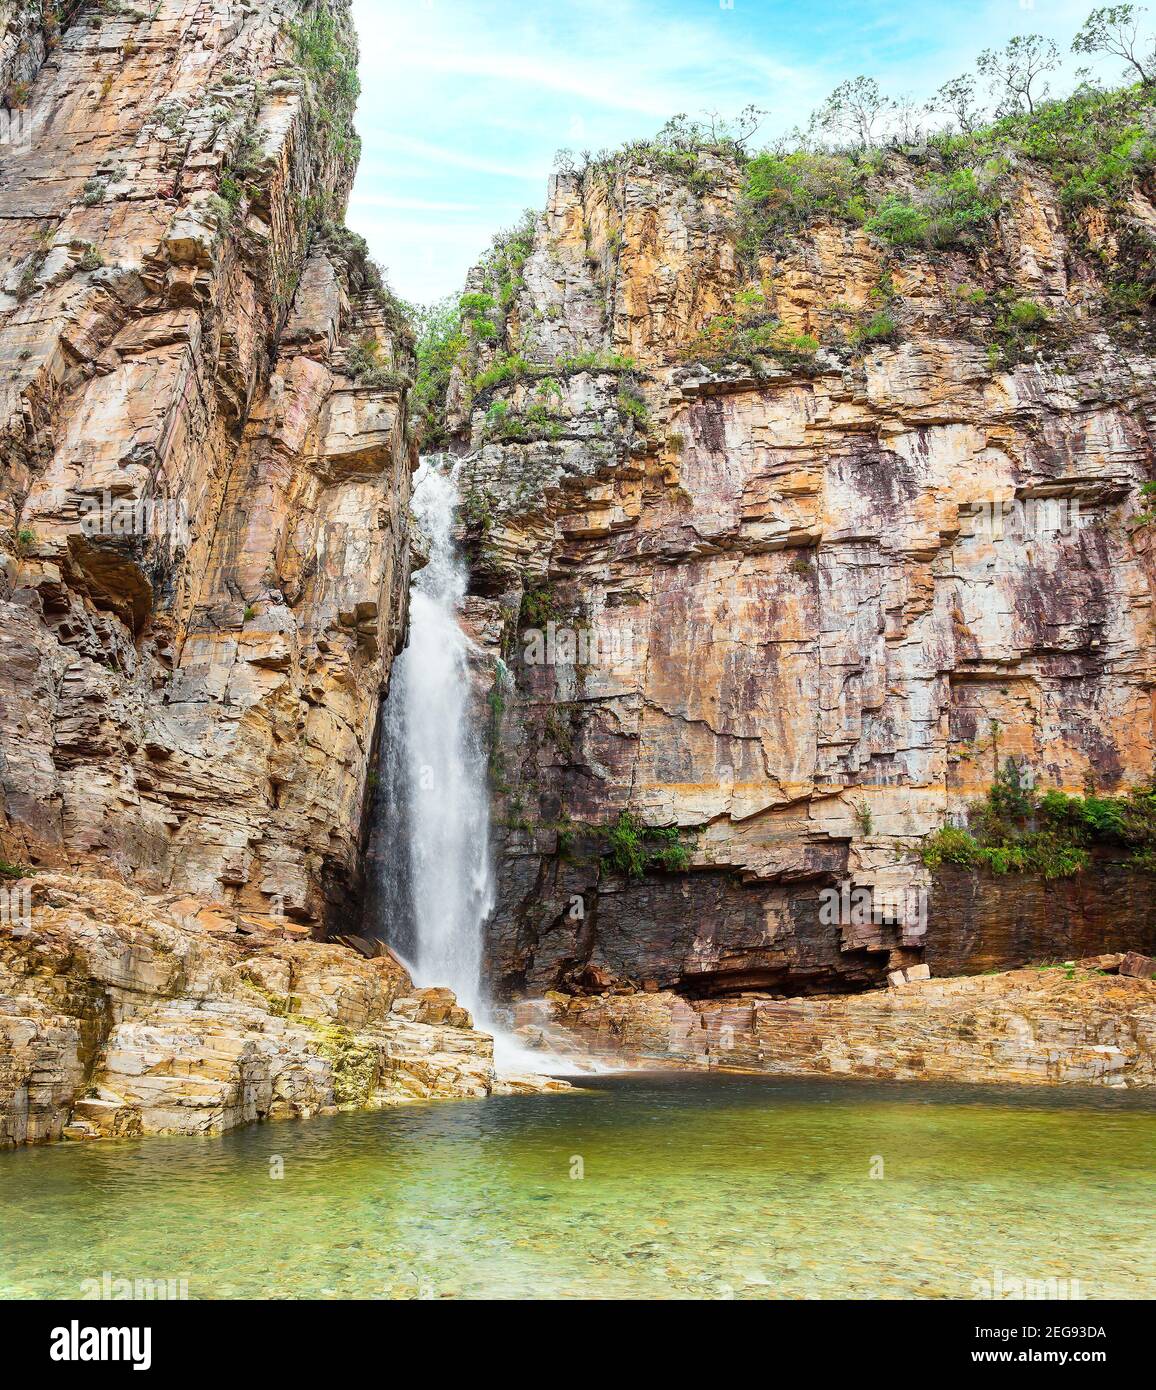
(893, 94, 927, 145)
(929, 73, 986, 134)
(704, 104, 768, 153)
(977, 34, 1061, 116)
(810, 76, 895, 148)
(1073, 4, 1156, 85)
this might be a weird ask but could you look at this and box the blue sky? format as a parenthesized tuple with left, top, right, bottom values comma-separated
(347, 0, 1113, 305)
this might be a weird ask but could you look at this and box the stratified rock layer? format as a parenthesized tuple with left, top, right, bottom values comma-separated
(528, 966, 1156, 1088)
(0, 874, 533, 1146)
(0, 0, 413, 934)
(452, 151, 1156, 999)
(0, 1, 515, 1144)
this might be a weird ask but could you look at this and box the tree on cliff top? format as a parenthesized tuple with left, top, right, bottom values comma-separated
(977, 34, 1061, 116)
(1073, 4, 1156, 84)
(407, 296, 465, 450)
(930, 74, 986, 135)
(809, 76, 895, 149)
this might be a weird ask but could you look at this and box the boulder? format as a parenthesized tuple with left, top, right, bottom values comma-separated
(1120, 952, 1156, 980)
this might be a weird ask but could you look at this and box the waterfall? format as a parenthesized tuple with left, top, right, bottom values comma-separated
(376, 456, 493, 1022)
(375, 456, 604, 1078)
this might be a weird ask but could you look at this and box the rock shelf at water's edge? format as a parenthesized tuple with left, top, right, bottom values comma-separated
(0, 874, 568, 1147)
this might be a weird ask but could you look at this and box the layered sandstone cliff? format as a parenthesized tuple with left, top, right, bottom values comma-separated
(0, 873, 537, 1146)
(0, 0, 411, 933)
(3, 5, 1156, 1143)
(0, 1, 537, 1145)
(448, 136, 1156, 1000)
(520, 960, 1156, 1089)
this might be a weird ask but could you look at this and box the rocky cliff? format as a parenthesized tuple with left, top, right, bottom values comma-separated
(0, 0, 412, 934)
(3, 6, 1156, 1143)
(522, 958, 1156, 1088)
(0, 872, 548, 1146)
(0, 0, 545, 1145)
(446, 112, 1156, 1000)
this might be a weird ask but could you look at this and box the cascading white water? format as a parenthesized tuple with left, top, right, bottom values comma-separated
(377, 456, 493, 1021)
(376, 456, 604, 1077)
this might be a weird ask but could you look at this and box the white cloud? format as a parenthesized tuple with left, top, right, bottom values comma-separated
(348, 0, 1130, 304)
(356, 134, 545, 181)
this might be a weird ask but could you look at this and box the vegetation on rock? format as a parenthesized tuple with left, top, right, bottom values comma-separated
(605, 811, 693, 876)
(402, 8, 1156, 451)
(288, 5, 361, 167)
(407, 296, 466, 449)
(922, 762, 1156, 877)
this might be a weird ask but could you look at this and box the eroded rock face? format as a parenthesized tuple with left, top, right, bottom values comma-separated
(0, 0, 414, 935)
(453, 156, 1156, 999)
(0, 1, 585, 1146)
(529, 966, 1156, 1088)
(0, 874, 512, 1146)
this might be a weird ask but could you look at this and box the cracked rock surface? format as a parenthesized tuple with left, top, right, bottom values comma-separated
(451, 155, 1156, 999)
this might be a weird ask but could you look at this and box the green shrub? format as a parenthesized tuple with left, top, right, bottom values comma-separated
(553, 349, 638, 373)
(473, 353, 532, 392)
(922, 765, 1156, 878)
(460, 290, 497, 341)
(616, 379, 649, 430)
(864, 169, 999, 249)
(455, 210, 537, 360)
(864, 196, 928, 246)
(741, 149, 997, 258)
(290, 8, 359, 105)
(218, 173, 244, 210)
(287, 8, 360, 166)
(344, 337, 406, 390)
(519, 585, 555, 628)
(605, 811, 692, 876)
(407, 296, 466, 448)
(739, 150, 870, 253)
(1004, 298, 1049, 330)
(647, 826, 692, 873)
(679, 312, 819, 369)
(479, 211, 536, 312)
(848, 309, 898, 346)
(606, 810, 648, 877)
(1106, 279, 1151, 315)
(1133, 480, 1156, 527)
(921, 826, 983, 869)
(734, 83, 1156, 312)
(987, 294, 1052, 365)
(482, 399, 561, 442)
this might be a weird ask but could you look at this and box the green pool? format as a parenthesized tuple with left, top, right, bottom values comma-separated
(3, 1072, 1153, 1299)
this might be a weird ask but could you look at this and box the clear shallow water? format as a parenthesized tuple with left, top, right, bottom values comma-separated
(3, 1073, 1154, 1300)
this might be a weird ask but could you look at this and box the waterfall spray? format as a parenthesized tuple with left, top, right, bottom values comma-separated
(377, 456, 493, 1021)
(376, 456, 601, 1077)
